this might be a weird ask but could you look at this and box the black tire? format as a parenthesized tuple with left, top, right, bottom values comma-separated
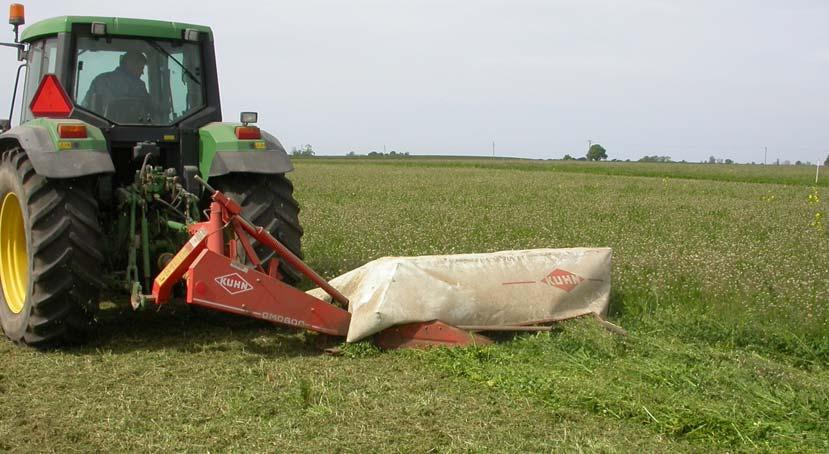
(0, 148, 104, 347)
(210, 173, 304, 284)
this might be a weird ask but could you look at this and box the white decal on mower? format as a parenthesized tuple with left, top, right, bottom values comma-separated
(261, 312, 309, 328)
(230, 261, 249, 273)
(214, 272, 254, 295)
(541, 268, 585, 292)
(501, 268, 603, 293)
(188, 228, 208, 247)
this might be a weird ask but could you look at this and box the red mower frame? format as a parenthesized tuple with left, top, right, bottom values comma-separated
(149, 177, 490, 348)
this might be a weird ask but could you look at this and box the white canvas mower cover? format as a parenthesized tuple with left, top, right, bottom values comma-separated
(308, 247, 613, 342)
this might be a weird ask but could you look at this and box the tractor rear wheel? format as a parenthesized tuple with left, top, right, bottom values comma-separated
(0, 148, 104, 347)
(210, 173, 304, 284)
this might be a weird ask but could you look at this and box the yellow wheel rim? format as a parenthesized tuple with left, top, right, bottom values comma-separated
(0, 192, 28, 314)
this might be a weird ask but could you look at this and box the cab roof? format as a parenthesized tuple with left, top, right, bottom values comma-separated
(20, 16, 213, 42)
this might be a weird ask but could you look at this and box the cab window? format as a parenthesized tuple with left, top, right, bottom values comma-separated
(73, 36, 204, 125)
(20, 38, 57, 122)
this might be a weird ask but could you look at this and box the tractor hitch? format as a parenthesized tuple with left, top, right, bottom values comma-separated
(150, 180, 353, 337)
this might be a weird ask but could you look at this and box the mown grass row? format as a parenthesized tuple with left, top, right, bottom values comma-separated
(403, 317, 829, 450)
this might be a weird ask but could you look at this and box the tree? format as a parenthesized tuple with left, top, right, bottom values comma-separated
(292, 144, 315, 157)
(639, 155, 672, 163)
(708, 156, 716, 164)
(586, 144, 607, 161)
(725, 159, 733, 164)
(562, 154, 575, 160)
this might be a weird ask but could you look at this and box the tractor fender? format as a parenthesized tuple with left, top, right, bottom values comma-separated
(0, 122, 114, 178)
(199, 123, 293, 178)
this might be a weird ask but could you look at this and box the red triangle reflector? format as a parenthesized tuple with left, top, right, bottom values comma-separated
(29, 74, 73, 118)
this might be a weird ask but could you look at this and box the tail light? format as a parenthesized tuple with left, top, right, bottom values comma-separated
(58, 124, 87, 139)
(235, 126, 261, 140)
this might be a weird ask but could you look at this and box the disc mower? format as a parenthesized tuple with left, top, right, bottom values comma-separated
(0, 5, 616, 349)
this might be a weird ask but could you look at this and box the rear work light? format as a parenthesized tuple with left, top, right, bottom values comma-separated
(29, 74, 73, 118)
(240, 111, 258, 125)
(235, 126, 261, 140)
(58, 124, 87, 139)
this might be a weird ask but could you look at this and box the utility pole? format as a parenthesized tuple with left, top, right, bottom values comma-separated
(817, 158, 821, 184)
(383, 144, 387, 154)
(764, 146, 767, 165)
(492, 140, 495, 157)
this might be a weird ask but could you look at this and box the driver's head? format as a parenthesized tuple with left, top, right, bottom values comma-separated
(120, 51, 147, 78)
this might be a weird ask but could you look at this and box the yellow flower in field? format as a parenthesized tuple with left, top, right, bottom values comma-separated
(811, 212, 825, 232)
(807, 188, 820, 204)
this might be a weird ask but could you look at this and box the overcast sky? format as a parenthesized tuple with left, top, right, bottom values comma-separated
(2, 0, 827, 163)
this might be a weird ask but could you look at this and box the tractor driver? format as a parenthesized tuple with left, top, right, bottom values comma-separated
(81, 51, 151, 120)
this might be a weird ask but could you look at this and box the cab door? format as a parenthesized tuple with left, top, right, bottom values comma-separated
(19, 37, 58, 124)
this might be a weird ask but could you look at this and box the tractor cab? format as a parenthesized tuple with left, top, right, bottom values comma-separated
(18, 19, 219, 130)
(6, 11, 225, 191)
(18, 15, 218, 116)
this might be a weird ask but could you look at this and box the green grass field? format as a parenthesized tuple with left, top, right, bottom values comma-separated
(1, 158, 827, 452)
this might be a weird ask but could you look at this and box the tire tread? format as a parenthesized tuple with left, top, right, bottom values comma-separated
(0, 148, 103, 347)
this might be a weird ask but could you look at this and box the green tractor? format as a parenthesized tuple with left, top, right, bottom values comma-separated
(0, 5, 303, 347)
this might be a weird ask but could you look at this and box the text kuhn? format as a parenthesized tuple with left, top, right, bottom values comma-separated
(215, 273, 253, 295)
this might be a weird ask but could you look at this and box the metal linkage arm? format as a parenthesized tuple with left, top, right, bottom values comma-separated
(194, 176, 349, 307)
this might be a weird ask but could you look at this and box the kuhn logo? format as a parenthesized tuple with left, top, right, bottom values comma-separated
(541, 269, 584, 292)
(215, 273, 253, 295)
